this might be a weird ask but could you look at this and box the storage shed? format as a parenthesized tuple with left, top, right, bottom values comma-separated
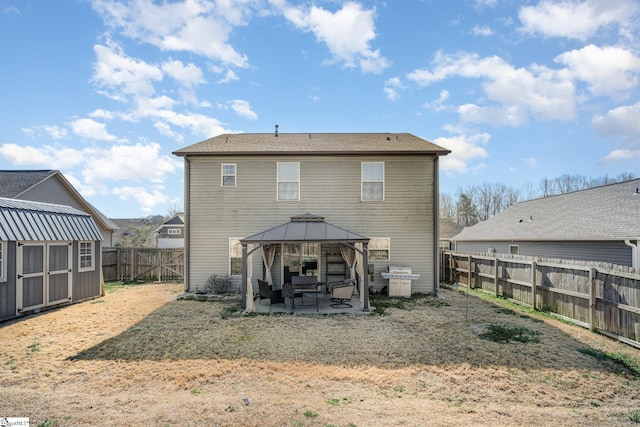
(0, 198, 103, 321)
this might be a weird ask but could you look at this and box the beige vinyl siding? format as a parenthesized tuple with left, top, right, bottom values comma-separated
(187, 154, 436, 293)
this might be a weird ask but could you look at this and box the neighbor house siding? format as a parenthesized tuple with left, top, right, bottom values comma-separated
(187, 154, 437, 293)
(456, 240, 632, 266)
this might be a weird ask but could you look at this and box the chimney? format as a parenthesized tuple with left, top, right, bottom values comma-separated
(275, 124, 279, 137)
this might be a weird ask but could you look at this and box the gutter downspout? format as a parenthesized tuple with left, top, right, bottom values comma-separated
(624, 239, 639, 269)
(184, 155, 191, 292)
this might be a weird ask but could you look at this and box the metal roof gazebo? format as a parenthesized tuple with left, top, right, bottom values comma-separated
(240, 213, 371, 311)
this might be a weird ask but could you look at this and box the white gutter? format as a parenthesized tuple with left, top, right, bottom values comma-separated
(624, 239, 639, 269)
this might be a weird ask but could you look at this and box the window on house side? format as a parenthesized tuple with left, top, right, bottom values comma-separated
(277, 162, 300, 201)
(509, 245, 519, 255)
(369, 237, 390, 261)
(167, 229, 181, 235)
(230, 238, 243, 275)
(79, 241, 94, 272)
(362, 162, 384, 201)
(222, 164, 237, 187)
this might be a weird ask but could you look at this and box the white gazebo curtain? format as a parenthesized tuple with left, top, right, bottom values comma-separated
(245, 243, 256, 313)
(261, 244, 277, 286)
(355, 242, 365, 310)
(339, 243, 357, 280)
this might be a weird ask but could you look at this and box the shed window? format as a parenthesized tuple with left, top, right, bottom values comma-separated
(79, 241, 94, 272)
(277, 162, 300, 201)
(0, 241, 5, 282)
(369, 237, 390, 261)
(362, 162, 384, 201)
(230, 238, 242, 275)
(509, 245, 519, 255)
(222, 163, 236, 187)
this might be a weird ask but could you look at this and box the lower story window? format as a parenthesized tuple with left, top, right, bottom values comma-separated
(369, 237, 390, 261)
(230, 238, 242, 275)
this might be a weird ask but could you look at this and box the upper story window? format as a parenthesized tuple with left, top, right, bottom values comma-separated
(222, 163, 237, 187)
(78, 241, 94, 272)
(509, 245, 519, 255)
(277, 162, 300, 201)
(369, 237, 390, 261)
(167, 229, 181, 235)
(362, 162, 384, 201)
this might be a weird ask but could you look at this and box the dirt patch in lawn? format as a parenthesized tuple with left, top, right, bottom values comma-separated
(1, 283, 639, 426)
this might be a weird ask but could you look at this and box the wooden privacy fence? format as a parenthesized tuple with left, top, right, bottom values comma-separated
(441, 251, 640, 349)
(102, 247, 184, 282)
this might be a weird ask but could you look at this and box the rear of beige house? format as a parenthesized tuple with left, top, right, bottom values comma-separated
(173, 133, 449, 296)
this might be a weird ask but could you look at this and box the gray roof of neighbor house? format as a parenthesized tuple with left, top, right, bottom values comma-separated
(0, 198, 102, 241)
(453, 179, 640, 242)
(439, 219, 464, 239)
(0, 170, 118, 231)
(241, 213, 369, 244)
(173, 133, 451, 156)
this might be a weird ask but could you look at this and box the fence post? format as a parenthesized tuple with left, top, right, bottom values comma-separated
(449, 252, 454, 283)
(130, 248, 135, 281)
(589, 267, 597, 332)
(494, 257, 500, 297)
(531, 258, 538, 310)
(468, 254, 473, 288)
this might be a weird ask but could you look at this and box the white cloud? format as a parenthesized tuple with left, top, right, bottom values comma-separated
(92, 41, 163, 99)
(592, 102, 640, 139)
(407, 51, 576, 126)
(599, 149, 640, 164)
(383, 77, 404, 101)
(554, 44, 640, 97)
(161, 60, 205, 88)
(282, 2, 389, 73)
(435, 133, 490, 172)
(217, 69, 239, 84)
(69, 118, 118, 141)
(228, 99, 258, 120)
(523, 157, 538, 168)
(112, 186, 175, 213)
(21, 125, 69, 140)
(471, 25, 493, 36)
(519, 0, 639, 41)
(91, 0, 250, 67)
(422, 89, 450, 112)
(89, 109, 115, 120)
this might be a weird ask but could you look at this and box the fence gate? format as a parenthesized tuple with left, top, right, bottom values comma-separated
(17, 242, 73, 313)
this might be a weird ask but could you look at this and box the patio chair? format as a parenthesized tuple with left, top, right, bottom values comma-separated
(258, 279, 284, 309)
(282, 282, 304, 310)
(330, 282, 356, 309)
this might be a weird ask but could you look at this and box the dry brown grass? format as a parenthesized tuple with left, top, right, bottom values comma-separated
(1, 282, 639, 426)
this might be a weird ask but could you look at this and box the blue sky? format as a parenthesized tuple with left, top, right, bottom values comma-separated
(1, 0, 638, 218)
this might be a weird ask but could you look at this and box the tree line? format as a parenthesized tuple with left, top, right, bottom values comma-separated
(440, 172, 636, 227)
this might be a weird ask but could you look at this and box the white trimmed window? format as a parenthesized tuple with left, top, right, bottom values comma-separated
(222, 163, 237, 187)
(509, 245, 519, 255)
(362, 162, 384, 201)
(369, 237, 390, 261)
(0, 241, 5, 282)
(277, 162, 300, 201)
(79, 241, 94, 272)
(167, 229, 181, 235)
(230, 238, 242, 275)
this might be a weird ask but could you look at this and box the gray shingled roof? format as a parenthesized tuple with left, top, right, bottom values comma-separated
(439, 219, 464, 239)
(0, 198, 102, 241)
(454, 179, 640, 242)
(241, 213, 369, 244)
(0, 170, 118, 231)
(173, 133, 451, 156)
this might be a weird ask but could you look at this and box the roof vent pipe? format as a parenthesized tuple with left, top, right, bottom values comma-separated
(275, 124, 279, 137)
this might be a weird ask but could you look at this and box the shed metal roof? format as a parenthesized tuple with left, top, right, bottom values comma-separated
(453, 179, 640, 242)
(173, 133, 451, 156)
(0, 198, 102, 241)
(241, 213, 369, 244)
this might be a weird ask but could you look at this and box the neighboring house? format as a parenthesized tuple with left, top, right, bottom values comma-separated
(173, 132, 450, 309)
(156, 213, 185, 248)
(111, 216, 164, 247)
(0, 170, 118, 246)
(0, 198, 103, 321)
(439, 219, 463, 250)
(452, 179, 640, 268)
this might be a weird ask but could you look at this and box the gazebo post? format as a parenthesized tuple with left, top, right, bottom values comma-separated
(241, 243, 248, 310)
(363, 241, 370, 311)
